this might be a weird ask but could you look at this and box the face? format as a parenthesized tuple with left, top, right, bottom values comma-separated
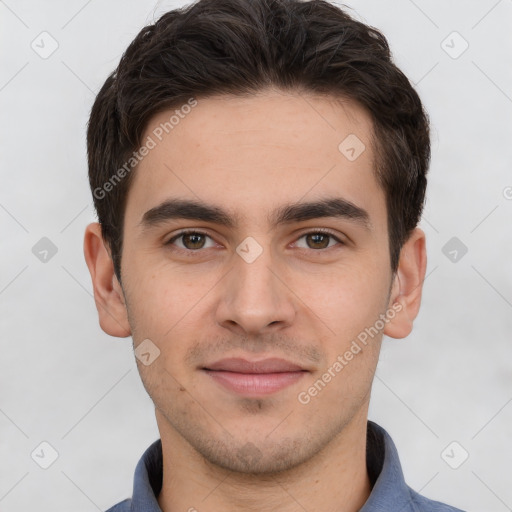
(111, 90, 401, 473)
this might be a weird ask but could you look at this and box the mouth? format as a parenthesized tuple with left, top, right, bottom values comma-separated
(201, 357, 308, 397)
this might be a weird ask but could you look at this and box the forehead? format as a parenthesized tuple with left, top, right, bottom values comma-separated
(124, 89, 385, 232)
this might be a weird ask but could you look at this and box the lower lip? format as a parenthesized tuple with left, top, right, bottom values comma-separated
(203, 370, 306, 396)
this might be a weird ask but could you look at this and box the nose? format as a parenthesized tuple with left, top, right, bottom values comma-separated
(215, 245, 296, 337)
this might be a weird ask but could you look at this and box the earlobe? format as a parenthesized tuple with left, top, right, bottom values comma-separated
(83, 222, 131, 338)
(383, 228, 427, 339)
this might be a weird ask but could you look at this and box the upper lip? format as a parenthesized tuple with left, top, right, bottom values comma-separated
(203, 357, 306, 373)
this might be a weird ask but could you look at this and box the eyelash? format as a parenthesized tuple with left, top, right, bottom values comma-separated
(165, 228, 345, 253)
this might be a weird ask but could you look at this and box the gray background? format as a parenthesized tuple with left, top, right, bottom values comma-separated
(1, 0, 511, 510)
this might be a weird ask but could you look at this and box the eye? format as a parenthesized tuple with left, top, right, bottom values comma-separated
(166, 230, 216, 251)
(294, 230, 344, 250)
(165, 229, 344, 253)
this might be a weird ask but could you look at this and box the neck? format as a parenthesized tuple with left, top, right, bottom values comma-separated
(156, 408, 372, 512)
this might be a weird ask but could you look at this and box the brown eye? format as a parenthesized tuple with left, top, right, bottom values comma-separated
(181, 233, 206, 249)
(294, 231, 343, 250)
(167, 231, 215, 251)
(306, 233, 330, 249)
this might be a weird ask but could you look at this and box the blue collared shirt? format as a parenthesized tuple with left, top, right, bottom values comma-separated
(106, 420, 465, 511)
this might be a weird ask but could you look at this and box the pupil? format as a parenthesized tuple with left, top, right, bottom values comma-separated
(184, 233, 204, 249)
(308, 233, 329, 249)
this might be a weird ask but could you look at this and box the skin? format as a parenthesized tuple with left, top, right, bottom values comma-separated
(84, 88, 426, 512)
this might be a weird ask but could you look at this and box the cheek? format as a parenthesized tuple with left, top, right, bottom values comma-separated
(126, 271, 202, 385)
(124, 256, 215, 335)
(295, 260, 390, 337)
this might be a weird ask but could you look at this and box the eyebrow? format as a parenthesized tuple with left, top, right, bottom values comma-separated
(140, 197, 371, 231)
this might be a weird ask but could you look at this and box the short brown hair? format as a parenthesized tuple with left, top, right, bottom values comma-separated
(87, 0, 430, 281)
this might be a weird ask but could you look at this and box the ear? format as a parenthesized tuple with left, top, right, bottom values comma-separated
(83, 222, 131, 337)
(383, 227, 427, 339)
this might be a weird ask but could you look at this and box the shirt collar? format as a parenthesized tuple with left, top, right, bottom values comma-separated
(360, 421, 415, 511)
(128, 420, 415, 511)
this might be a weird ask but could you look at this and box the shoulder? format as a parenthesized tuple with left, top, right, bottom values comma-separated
(104, 498, 131, 512)
(366, 421, 466, 512)
(409, 487, 466, 512)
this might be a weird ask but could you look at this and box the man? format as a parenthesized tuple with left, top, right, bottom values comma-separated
(83, 0, 465, 510)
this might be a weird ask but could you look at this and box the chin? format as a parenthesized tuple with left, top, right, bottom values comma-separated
(192, 434, 314, 475)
